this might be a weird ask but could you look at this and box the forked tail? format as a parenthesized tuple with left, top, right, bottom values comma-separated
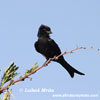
(58, 59, 85, 78)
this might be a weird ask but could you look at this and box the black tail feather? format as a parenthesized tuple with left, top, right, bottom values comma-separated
(58, 59, 85, 78)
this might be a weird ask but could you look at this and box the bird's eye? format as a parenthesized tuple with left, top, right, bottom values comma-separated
(48, 28, 50, 31)
(43, 28, 46, 31)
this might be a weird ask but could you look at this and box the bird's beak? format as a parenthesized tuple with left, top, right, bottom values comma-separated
(46, 31, 52, 34)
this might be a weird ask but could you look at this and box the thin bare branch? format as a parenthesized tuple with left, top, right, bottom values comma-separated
(0, 46, 99, 93)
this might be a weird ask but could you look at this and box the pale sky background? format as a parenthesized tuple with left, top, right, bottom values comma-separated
(0, 0, 100, 100)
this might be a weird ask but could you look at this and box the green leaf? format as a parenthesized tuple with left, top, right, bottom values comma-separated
(0, 61, 19, 88)
(2, 89, 12, 100)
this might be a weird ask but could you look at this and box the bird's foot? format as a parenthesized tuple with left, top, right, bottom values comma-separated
(44, 60, 48, 67)
(54, 56, 58, 60)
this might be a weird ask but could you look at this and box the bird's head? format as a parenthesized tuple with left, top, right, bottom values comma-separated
(38, 24, 52, 37)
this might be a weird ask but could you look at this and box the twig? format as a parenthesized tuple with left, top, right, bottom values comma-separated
(56, 46, 100, 58)
(0, 80, 14, 93)
(0, 46, 99, 93)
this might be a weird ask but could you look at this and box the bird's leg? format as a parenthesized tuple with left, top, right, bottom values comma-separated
(42, 55, 49, 66)
(53, 56, 58, 60)
(44, 60, 49, 67)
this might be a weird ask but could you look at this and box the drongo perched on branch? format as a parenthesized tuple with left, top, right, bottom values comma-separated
(34, 25, 85, 78)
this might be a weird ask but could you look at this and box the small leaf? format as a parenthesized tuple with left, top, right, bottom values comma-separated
(4, 67, 7, 73)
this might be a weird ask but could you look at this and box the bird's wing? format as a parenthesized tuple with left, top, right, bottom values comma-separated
(34, 41, 40, 53)
(48, 39, 62, 55)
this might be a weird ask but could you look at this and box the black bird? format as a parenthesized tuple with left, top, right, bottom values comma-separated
(34, 25, 85, 78)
